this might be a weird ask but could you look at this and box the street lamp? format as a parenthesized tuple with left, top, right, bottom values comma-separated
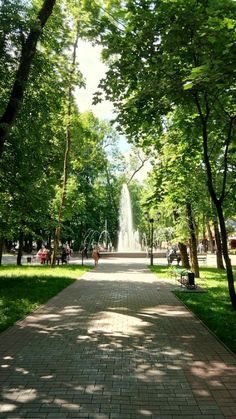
(144, 211, 161, 266)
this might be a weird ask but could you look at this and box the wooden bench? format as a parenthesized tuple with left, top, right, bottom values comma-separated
(167, 252, 181, 265)
(171, 267, 188, 284)
(197, 255, 207, 264)
(171, 267, 196, 289)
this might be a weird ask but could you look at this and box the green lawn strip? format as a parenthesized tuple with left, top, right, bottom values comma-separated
(150, 264, 172, 279)
(0, 265, 90, 333)
(150, 265, 236, 355)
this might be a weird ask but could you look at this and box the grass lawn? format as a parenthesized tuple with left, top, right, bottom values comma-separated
(0, 264, 90, 333)
(151, 265, 236, 355)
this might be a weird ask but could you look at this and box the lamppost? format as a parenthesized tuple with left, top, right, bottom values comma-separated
(144, 211, 161, 266)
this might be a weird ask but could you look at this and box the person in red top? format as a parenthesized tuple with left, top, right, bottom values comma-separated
(37, 247, 46, 264)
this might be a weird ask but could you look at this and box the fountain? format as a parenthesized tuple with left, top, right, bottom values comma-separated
(80, 229, 112, 253)
(118, 184, 141, 251)
(79, 183, 166, 260)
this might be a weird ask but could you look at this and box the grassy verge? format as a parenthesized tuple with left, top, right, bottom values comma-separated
(0, 264, 90, 333)
(150, 265, 236, 355)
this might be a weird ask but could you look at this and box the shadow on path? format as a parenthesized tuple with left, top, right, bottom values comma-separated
(0, 262, 236, 418)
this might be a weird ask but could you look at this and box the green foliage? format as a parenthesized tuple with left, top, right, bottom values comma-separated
(94, 0, 236, 255)
(174, 267, 236, 355)
(0, 1, 128, 252)
(0, 264, 90, 332)
(151, 265, 236, 354)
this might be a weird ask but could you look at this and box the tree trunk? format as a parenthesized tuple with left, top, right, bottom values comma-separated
(0, 238, 3, 266)
(47, 234, 52, 248)
(178, 242, 190, 269)
(186, 202, 199, 277)
(216, 203, 236, 308)
(51, 26, 80, 266)
(105, 165, 118, 214)
(0, 0, 56, 157)
(28, 236, 33, 253)
(196, 105, 236, 309)
(5, 240, 12, 253)
(17, 231, 24, 265)
(36, 239, 42, 251)
(24, 235, 32, 253)
(207, 221, 214, 253)
(202, 214, 208, 252)
(213, 220, 225, 270)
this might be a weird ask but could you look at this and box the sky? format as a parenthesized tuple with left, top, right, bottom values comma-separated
(75, 41, 113, 120)
(75, 40, 131, 152)
(75, 40, 151, 180)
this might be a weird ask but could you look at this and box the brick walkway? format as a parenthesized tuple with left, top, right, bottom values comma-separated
(0, 260, 236, 419)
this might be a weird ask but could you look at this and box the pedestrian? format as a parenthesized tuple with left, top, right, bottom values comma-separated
(92, 246, 100, 266)
(65, 244, 71, 261)
(45, 247, 52, 265)
(37, 246, 46, 264)
(61, 246, 68, 264)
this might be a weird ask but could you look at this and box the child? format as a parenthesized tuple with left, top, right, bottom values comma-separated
(92, 246, 100, 266)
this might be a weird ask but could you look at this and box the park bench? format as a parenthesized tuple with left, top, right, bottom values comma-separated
(197, 255, 207, 264)
(171, 266, 196, 289)
(167, 251, 181, 266)
(56, 254, 67, 265)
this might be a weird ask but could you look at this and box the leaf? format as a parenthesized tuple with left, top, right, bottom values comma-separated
(183, 81, 193, 90)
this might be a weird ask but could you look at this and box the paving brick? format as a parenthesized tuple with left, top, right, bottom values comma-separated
(0, 259, 236, 418)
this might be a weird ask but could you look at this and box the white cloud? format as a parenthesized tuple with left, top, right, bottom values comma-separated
(75, 40, 115, 120)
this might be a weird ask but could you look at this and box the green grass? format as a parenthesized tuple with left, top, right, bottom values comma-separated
(0, 264, 90, 333)
(151, 265, 236, 355)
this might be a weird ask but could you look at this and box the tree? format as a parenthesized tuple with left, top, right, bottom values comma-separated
(0, 0, 75, 264)
(0, 0, 56, 156)
(95, 0, 236, 308)
(51, 23, 81, 266)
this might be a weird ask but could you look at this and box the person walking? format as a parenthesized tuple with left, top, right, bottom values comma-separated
(45, 247, 52, 265)
(37, 246, 46, 264)
(92, 246, 100, 266)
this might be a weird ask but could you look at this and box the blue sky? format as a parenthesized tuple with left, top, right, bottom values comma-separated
(75, 40, 130, 153)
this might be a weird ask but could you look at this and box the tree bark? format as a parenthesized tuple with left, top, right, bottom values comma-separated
(186, 202, 199, 277)
(105, 165, 118, 214)
(202, 215, 208, 252)
(0, 238, 3, 266)
(28, 236, 33, 253)
(178, 242, 190, 269)
(206, 221, 214, 253)
(216, 203, 236, 307)
(0, 0, 56, 157)
(195, 97, 236, 308)
(17, 231, 24, 266)
(213, 220, 225, 270)
(51, 25, 80, 266)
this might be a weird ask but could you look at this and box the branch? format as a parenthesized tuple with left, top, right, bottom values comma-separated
(93, 0, 126, 32)
(224, 182, 235, 201)
(127, 151, 149, 184)
(220, 117, 235, 203)
(0, 0, 56, 157)
(194, 92, 219, 206)
(216, 96, 236, 119)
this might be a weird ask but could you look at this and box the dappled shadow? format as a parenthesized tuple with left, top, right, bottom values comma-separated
(0, 266, 236, 418)
(0, 265, 90, 333)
